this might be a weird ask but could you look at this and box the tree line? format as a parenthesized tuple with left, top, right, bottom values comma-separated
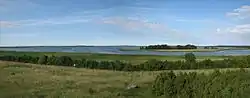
(140, 44, 197, 50)
(0, 53, 250, 71)
(152, 69, 250, 97)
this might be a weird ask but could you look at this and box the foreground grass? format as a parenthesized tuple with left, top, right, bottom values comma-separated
(0, 61, 248, 98)
(0, 51, 230, 64)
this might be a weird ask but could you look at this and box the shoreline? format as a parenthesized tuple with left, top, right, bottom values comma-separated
(119, 48, 249, 52)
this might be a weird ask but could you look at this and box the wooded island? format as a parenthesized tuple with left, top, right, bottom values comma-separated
(140, 44, 197, 49)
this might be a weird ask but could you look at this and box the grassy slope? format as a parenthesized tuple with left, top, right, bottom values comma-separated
(0, 61, 247, 98)
(0, 51, 229, 64)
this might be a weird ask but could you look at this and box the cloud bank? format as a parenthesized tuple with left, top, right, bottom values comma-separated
(227, 5, 250, 19)
(218, 5, 250, 34)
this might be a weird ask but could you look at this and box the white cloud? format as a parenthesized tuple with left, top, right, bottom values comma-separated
(97, 16, 199, 44)
(99, 17, 170, 32)
(219, 6, 250, 34)
(228, 24, 250, 34)
(212, 5, 250, 44)
(227, 5, 250, 19)
(217, 24, 250, 34)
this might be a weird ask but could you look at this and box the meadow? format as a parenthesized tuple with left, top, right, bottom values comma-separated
(1, 51, 250, 97)
(0, 61, 249, 98)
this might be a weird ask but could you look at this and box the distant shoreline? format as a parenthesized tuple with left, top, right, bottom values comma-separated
(141, 49, 223, 52)
(119, 48, 250, 52)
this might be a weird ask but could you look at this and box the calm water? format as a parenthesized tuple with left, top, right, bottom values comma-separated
(0, 46, 250, 56)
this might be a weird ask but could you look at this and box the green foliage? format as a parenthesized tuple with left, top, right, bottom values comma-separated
(184, 53, 196, 63)
(38, 55, 48, 64)
(46, 55, 57, 65)
(58, 56, 73, 66)
(152, 70, 250, 98)
(0, 53, 250, 72)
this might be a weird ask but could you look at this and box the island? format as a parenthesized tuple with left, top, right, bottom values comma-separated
(140, 44, 197, 49)
(138, 44, 222, 52)
(118, 44, 248, 52)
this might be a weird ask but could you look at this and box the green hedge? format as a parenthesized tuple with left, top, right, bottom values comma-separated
(0, 53, 250, 71)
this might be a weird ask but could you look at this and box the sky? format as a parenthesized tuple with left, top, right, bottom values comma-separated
(0, 0, 250, 46)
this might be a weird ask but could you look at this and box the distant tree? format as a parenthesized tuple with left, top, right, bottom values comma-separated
(184, 53, 196, 63)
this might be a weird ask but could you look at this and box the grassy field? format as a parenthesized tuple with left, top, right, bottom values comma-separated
(0, 61, 247, 98)
(0, 51, 230, 64)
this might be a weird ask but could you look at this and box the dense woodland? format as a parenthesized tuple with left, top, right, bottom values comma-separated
(140, 44, 197, 49)
(0, 53, 250, 71)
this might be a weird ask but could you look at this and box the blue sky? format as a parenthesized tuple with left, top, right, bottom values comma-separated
(0, 0, 250, 46)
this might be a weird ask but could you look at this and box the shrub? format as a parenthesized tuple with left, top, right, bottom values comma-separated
(152, 71, 177, 96)
(38, 55, 48, 64)
(151, 70, 250, 97)
(184, 53, 196, 63)
(58, 56, 73, 66)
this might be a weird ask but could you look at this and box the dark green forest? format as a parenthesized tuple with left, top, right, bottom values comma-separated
(0, 53, 249, 71)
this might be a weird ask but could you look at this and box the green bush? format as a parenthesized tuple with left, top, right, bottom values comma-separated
(38, 55, 48, 64)
(184, 52, 196, 63)
(151, 70, 250, 98)
(58, 56, 73, 66)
